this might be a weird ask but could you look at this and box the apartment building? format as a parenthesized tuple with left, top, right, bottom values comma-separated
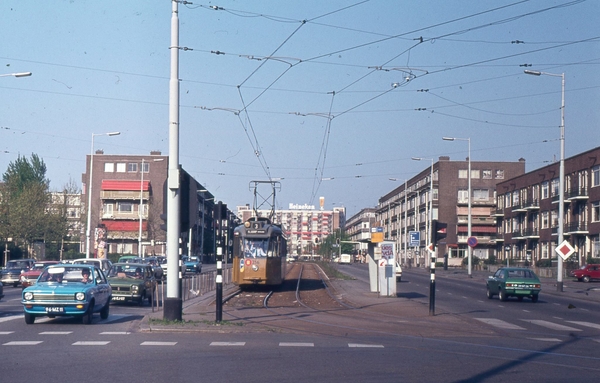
(377, 156, 525, 266)
(495, 146, 600, 266)
(345, 208, 377, 258)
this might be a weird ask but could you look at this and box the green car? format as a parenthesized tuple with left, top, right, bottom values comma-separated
(486, 267, 541, 303)
(106, 263, 156, 305)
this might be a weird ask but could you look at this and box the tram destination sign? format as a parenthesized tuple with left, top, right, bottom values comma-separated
(247, 229, 267, 235)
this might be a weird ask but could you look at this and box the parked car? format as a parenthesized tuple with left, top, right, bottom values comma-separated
(0, 281, 4, 301)
(486, 267, 541, 302)
(20, 261, 59, 289)
(570, 264, 600, 283)
(72, 258, 112, 274)
(106, 263, 156, 305)
(143, 257, 164, 281)
(118, 256, 144, 264)
(21, 264, 112, 324)
(182, 256, 202, 274)
(395, 262, 403, 282)
(1, 259, 36, 287)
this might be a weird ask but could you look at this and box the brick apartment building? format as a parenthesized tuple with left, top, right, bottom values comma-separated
(495, 146, 600, 266)
(377, 156, 526, 266)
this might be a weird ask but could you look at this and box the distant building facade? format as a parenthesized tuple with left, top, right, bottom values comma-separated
(344, 208, 377, 258)
(495, 146, 600, 266)
(377, 156, 526, 266)
(237, 202, 346, 258)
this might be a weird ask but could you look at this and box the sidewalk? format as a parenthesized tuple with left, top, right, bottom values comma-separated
(139, 268, 600, 333)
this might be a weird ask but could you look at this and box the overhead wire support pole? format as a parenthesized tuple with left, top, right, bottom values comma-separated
(165, 0, 182, 321)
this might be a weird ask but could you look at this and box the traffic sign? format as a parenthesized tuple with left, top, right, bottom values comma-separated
(467, 236, 478, 248)
(555, 240, 575, 260)
(409, 231, 420, 247)
(427, 243, 435, 253)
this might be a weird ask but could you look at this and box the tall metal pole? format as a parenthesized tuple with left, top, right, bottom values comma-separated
(165, 0, 182, 321)
(404, 180, 408, 266)
(467, 139, 472, 278)
(524, 70, 565, 292)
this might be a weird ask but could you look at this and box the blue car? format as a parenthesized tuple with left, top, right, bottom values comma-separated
(182, 256, 202, 274)
(22, 264, 112, 325)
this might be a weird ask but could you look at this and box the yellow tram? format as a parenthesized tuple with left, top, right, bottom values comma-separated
(232, 217, 287, 287)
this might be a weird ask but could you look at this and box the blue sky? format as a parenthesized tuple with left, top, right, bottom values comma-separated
(1, 0, 598, 217)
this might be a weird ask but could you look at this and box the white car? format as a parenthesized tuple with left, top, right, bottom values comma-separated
(72, 258, 113, 274)
(396, 262, 402, 282)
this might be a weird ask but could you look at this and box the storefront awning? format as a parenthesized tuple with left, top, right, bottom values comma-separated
(101, 180, 149, 191)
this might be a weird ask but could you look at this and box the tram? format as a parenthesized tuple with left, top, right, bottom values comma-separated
(232, 217, 287, 287)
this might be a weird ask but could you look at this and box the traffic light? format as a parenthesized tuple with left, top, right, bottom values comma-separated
(431, 220, 447, 245)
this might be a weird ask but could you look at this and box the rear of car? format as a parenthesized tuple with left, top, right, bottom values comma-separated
(486, 267, 541, 302)
(1, 259, 35, 287)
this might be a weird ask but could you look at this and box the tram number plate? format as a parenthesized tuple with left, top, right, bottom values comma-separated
(45, 307, 64, 313)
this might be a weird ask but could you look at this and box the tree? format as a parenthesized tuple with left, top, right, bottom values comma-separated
(1, 154, 53, 258)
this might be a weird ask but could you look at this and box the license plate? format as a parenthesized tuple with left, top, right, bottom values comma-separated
(45, 307, 64, 313)
(112, 296, 126, 301)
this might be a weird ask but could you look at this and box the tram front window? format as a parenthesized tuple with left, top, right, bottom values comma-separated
(244, 239, 269, 258)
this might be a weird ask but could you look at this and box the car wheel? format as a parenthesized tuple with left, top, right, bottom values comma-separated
(577, 278, 583, 282)
(499, 289, 508, 302)
(139, 293, 146, 306)
(100, 300, 110, 320)
(13, 282, 19, 288)
(24, 312, 35, 325)
(82, 305, 94, 325)
(531, 294, 539, 303)
(486, 287, 494, 299)
(583, 276, 590, 283)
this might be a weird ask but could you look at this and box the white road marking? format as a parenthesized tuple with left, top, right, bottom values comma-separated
(0, 316, 22, 323)
(0, 331, 15, 335)
(4, 341, 43, 345)
(527, 338, 562, 342)
(566, 321, 600, 330)
(72, 341, 110, 346)
(474, 318, 526, 330)
(279, 342, 314, 347)
(210, 342, 245, 346)
(141, 341, 177, 346)
(100, 331, 131, 335)
(348, 343, 384, 348)
(521, 320, 582, 331)
(39, 331, 72, 335)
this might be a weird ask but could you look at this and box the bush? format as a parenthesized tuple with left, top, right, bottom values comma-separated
(483, 255, 497, 265)
(462, 256, 480, 266)
(536, 259, 553, 268)
(586, 256, 600, 264)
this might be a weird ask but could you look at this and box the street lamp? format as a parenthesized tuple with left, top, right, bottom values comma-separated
(525, 69, 566, 292)
(412, 157, 434, 256)
(0, 72, 32, 78)
(85, 131, 120, 258)
(443, 136, 472, 277)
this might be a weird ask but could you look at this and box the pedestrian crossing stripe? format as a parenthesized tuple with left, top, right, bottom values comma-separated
(566, 321, 600, 330)
(475, 318, 526, 330)
(210, 342, 245, 346)
(141, 341, 177, 346)
(521, 320, 582, 331)
(348, 343, 384, 348)
(73, 341, 110, 346)
(3, 341, 43, 345)
(279, 342, 314, 347)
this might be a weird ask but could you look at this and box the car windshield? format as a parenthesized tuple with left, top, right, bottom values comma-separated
(507, 269, 536, 279)
(31, 264, 48, 271)
(7, 260, 30, 269)
(108, 265, 144, 279)
(39, 267, 93, 283)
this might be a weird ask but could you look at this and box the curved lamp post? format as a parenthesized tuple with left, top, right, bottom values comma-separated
(0, 72, 32, 78)
(525, 69, 565, 292)
(85, 132, 120, 258)
(443, 136, 472, 277)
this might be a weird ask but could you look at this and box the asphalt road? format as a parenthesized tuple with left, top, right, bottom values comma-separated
(2, 265, 600, 382)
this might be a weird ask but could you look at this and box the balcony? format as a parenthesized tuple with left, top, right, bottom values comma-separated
(512, 230, 525, 240)
(566, 188, 589, 201)
(457, 235, 497, 245)
(492, 208, 504, 217)
(101, 190, 149, 201)
(567, 222, 588, 234)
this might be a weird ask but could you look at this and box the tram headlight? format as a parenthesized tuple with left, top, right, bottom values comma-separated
(252, 264, 259, 272)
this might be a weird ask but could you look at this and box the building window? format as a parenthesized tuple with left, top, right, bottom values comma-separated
(482, 170, 492, 179)
(593, 236, 600, 258)
(541, 181, 549, 199)
(471, 170, 480, 179)
(541, 211, 549, 229)
(541, 242, 549, 259)
(495, 170, 504, 179)
(104, 163, 114, 172)
(141, 162, 149, 173)
(504, 193, 511, 208)
(127, 163, 138, 172)
(458, 169, 468, 179)
(116, 163, 126, 173)
(592, 201, 600, 222)
(458, 189, 469, 203)
(512, 191, 519, 206)
(118, 202, 133, 212)
(551, 210, 558, 228)
(551, 178, 560, 197)
(593, 165, 600, 187)
(473, 189, 489, 201)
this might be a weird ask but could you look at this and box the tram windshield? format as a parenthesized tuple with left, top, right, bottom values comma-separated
(243, 238, 270, 258)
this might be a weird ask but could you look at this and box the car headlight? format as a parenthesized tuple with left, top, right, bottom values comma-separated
(24, 292, 34, 300)
(132, 285, 139, 292)
(75, 292, 86, 301)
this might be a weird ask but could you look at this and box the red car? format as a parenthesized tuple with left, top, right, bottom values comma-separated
(571, 264, 600, 283)
(19, 261, 59, 289)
